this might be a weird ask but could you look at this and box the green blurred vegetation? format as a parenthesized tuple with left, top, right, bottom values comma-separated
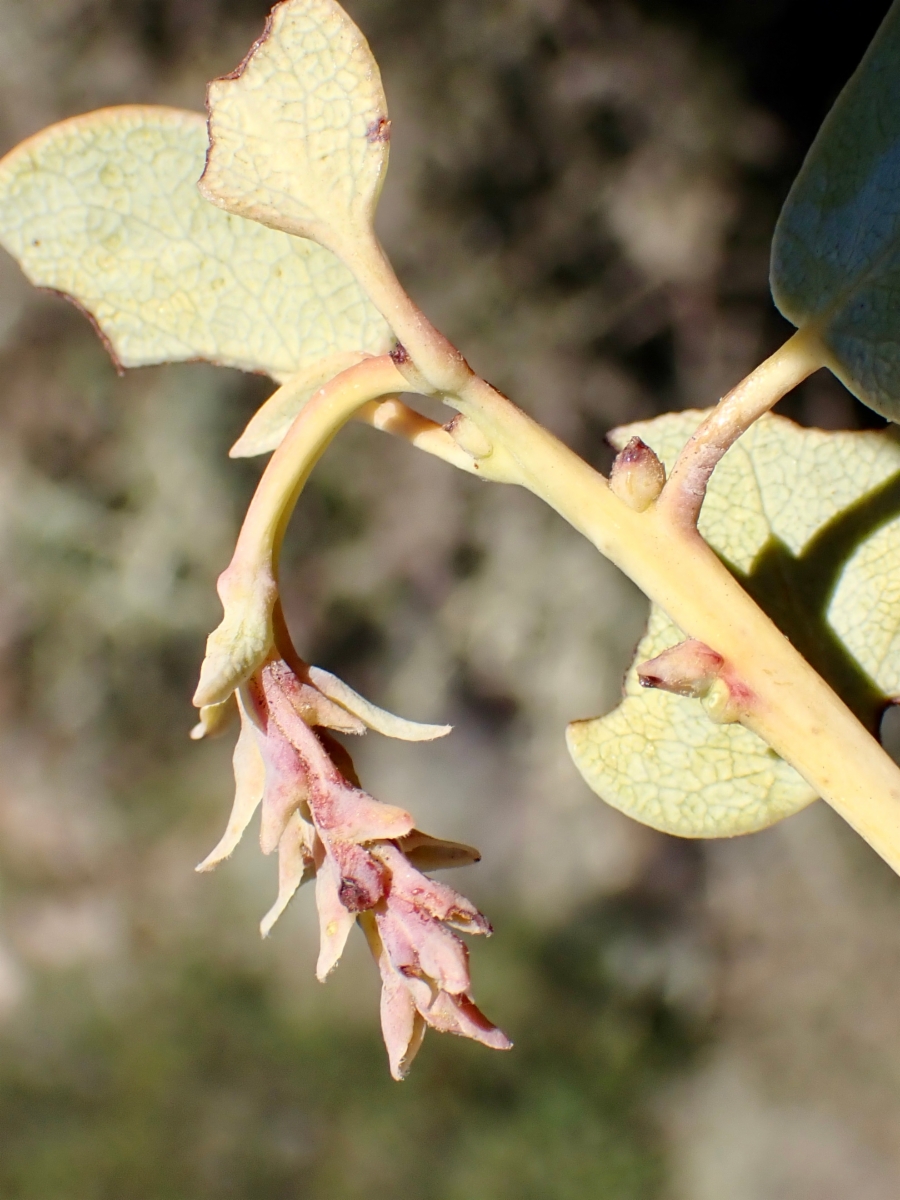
(0, 900, 701, 1200)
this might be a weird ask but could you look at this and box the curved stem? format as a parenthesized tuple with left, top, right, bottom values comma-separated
(240, 356, 413, 570)
(657, 327, 826, 529)
(194, 356, 416, 708)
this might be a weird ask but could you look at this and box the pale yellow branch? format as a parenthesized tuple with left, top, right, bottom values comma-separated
(449, 371, 900, 874)
(356, 398, 521, 482)
(195, 355, 416, 708)
(288, 151, 900, 878)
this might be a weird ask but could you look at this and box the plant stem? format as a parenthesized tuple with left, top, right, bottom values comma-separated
(657, 327, 826, 529)
(193, 357, 416, 708)
(238, 356, 414, 571)
(450, 372, 900, 873)
(356, 398, 515, 477)
(193, 355, 522, 709)
(311, 237, 900, 872)
(352, 236, 475, 395)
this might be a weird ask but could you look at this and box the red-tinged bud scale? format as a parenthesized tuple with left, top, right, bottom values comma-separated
(638, 638, 755, 725)
(637, 638, 724, 697)
(609, 436, 666, 511)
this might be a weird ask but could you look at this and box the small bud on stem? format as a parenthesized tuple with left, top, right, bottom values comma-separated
(609, 437, 666, 511)
(638, 638, 724, 697)
(639, 638, 754, 724)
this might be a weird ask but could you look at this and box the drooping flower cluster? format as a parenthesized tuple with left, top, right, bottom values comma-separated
(196, 652, 510, 1079)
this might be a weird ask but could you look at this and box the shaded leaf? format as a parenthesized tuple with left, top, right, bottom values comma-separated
(568, 410, 900, 836)
(568, 605, 816, 837)
(0, 105, 391, 381)
(771, 1, 900, 419)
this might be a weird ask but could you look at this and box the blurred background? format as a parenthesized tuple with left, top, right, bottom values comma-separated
(0, 0, 898, 1196)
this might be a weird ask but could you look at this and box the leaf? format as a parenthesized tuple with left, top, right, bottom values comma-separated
(828, 513, 900, 699)
(568, 606, 817, 837)
(199, 0, 389, 260)
(0, 105, 392, 381)
(770, 1, 900, 420)
(568, 410, 900, 837)
(229, 350, 371, 456)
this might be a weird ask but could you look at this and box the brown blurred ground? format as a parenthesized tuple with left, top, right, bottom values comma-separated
(0, 2, 897, 1197)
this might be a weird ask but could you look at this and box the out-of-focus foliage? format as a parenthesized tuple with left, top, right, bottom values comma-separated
(0, 906, 700, 1199)
(0, 0, 899, 1197)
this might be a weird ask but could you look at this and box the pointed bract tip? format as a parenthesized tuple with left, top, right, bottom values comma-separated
(195, 848, 226, 873)
(190, 697, 237, 741)
(307, 665, 452, 741)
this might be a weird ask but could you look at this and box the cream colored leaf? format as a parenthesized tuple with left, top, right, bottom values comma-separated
(200, 0, 389, 259)
(195, 715, 266, 871)
(0, 105, 392, 380)
(396, 830, 481, 871)
(315, 852, 356, 981)
(569, 410, 900, 837)
(260, 812, 316, 937)
(230, 350, 371, 456)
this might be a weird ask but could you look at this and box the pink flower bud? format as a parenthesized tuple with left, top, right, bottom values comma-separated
(196, 651, 509, 1078)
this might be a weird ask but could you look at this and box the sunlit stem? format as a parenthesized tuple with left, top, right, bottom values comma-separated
(657, 326, 826, 529)
(337, 229, 900, 875)
(452, 373, 900, 874)
(250, 357, 415, 563)
(349, 234, 475, 396)
(357, 398, 494, 476)
(194, 356, 417, 708)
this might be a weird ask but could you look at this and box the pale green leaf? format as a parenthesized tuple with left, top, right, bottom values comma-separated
(229, 350, 369, 456)
(0, 105, 392, 380)
(828, 516, 900, 699)
(770, 1, 900, 420)
(568, 410, 900, 837)
(567, 605, 817, 837)
(200, 0, 389, 259)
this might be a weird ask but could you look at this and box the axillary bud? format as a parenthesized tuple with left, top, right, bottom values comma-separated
(638, 638, 724, 698)
(610, 436, 666, 511)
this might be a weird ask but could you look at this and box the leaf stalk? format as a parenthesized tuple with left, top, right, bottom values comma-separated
(658, 326, 826, 529)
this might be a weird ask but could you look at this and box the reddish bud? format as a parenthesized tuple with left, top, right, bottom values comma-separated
(638, 638, 724, 697)
(610, 436, 666, 511)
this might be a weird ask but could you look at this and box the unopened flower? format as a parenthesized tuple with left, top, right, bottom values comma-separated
(196, 651, 510, 1078)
